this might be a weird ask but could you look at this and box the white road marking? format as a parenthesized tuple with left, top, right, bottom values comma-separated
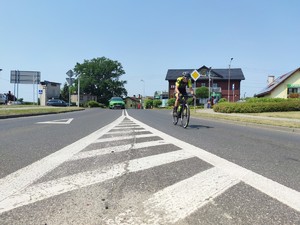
(36, 118, 74, 124)
(0, 115, 125, 203)
(127, 114, 300, 212)
(69, 140, 169, 161)
(0, 150, 194, 214)
(1, 110, 300, 218)
(94, 133, 157, 143)
(106, 167, 239, 225)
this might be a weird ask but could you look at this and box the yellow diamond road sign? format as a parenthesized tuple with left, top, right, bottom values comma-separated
(191, 70, 200, 81)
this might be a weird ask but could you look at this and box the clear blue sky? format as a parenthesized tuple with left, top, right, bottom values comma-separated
(1, 0, 299, 101)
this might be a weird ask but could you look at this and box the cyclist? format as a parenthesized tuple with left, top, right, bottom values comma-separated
(173, 71, 195, 116)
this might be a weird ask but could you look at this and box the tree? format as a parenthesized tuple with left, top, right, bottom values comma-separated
(60, 83, 69, 101)
(196, 86, 209, 99)
(74, 57, 127, 105)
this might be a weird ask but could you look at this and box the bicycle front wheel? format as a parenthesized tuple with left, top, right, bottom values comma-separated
(181, 104, 190, 128)
(172, 109, 178, 125)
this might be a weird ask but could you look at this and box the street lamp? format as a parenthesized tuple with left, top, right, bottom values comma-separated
(77, 73, 82, 107)
(227, 58, 233, 102)
(140, 79, 145, 109)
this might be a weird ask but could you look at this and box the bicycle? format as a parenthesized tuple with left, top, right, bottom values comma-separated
(172, 94, 194, 128)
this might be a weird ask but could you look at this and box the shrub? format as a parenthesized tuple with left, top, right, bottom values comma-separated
(214, 99, 300, 113)
(168, 98, 176, 107)
(85, 100, 102, 108)
(153, 99, 162, 108)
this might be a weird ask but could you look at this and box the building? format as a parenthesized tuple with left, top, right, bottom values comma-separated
(165, 65, 245, 102)
(154, 91, 168, 107)
(39, 80, 61, 106)
(255, 67, 300, 98)
(71, 93, 97, 106)
(124, 95, 142, 109)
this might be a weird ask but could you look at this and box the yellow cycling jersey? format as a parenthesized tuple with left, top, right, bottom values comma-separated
(175, 76, 192, 90)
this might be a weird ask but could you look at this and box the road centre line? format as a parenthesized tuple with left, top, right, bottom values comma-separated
(0, 150, 194, 214)
(0, 115, 126, 203)
(127, 114, 300, 212)
(69, 140, 169, 161)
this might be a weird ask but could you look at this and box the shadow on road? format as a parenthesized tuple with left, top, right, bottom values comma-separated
(187, 124, 213, 129)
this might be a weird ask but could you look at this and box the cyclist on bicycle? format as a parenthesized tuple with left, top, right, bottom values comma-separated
(173, 71, 194, 115)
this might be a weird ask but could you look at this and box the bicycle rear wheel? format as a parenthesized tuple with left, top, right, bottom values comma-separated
(181, 104, 190, 128)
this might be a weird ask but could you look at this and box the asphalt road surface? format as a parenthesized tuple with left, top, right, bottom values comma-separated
(0, 108, 299, 225)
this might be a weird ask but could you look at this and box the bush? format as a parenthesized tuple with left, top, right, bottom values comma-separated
(84, 100, 103, 108)
(214, 99, 300, 113)
(153, 99, 162, 108)
(143, 99, 153, 109)
(168, 98, 176, 107)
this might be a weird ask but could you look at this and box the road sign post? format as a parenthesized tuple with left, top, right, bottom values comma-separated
(66, 70, 74, 106)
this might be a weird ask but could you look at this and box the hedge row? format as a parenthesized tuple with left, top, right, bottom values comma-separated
(213, 100, 300, 113)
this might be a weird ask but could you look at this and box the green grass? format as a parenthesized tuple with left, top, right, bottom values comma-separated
(0, 105, 84, 116)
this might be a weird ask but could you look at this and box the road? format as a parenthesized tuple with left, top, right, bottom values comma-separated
(0, 108, 300, 224)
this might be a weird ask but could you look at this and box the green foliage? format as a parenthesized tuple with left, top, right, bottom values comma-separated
(144, 99, 153, 109)
(168, 98, 176, 107)
(245, 97, 287, 103)
(74, 57, 127, 105)
(84, 100, 105, 108)
(214, 99, 300, 113)
(60, 83, 69, 102)
(153, 99, 162, 108)
(196, 87, 209, 99)
(187, 98, 194, 105)
(218, 98, 227, 103)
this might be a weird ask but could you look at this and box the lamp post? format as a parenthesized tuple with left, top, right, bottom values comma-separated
(66, 70, 74, 106)
(227, 58, 233, 102)
(77, 73, 81, 107)
(140, 79, 145, 109)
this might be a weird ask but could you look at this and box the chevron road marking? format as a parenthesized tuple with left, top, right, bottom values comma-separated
(0, 110, 300, 218)
(106, 167, 240, 225)
(0, 150, 194, 214)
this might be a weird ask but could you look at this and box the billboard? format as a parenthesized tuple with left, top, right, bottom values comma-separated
(10, 70, 41, 84)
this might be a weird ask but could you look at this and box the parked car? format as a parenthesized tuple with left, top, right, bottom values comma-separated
(0, 93, 6, 104)
(109, 97, 125, 109)
(46, 99, 67, 107)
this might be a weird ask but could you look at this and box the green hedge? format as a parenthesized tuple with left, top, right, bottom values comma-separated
(214, 99, 300, 113)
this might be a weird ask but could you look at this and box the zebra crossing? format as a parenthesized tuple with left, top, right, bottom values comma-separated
(0, 110, 300, 224)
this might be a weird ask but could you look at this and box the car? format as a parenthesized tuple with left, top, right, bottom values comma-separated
(0, 93, 6, 104)
(109, 97, 125, 109)
(46, 99, 68, 107)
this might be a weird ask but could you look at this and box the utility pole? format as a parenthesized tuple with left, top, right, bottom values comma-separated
(227, 58, 233, 102)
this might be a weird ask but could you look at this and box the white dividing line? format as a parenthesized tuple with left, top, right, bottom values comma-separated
(0, 115, 125, 203)
(106, 167, 239, 225)
(94, 133, 157, 143)
(126, 114, 300, 212)
(69, 140, 169, 161)
(0, 150, 194, 214)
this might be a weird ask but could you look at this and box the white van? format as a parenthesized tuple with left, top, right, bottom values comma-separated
(0, 93, 7, 104)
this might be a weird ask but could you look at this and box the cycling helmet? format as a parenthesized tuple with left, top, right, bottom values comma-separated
(182, 71, 191, 79)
